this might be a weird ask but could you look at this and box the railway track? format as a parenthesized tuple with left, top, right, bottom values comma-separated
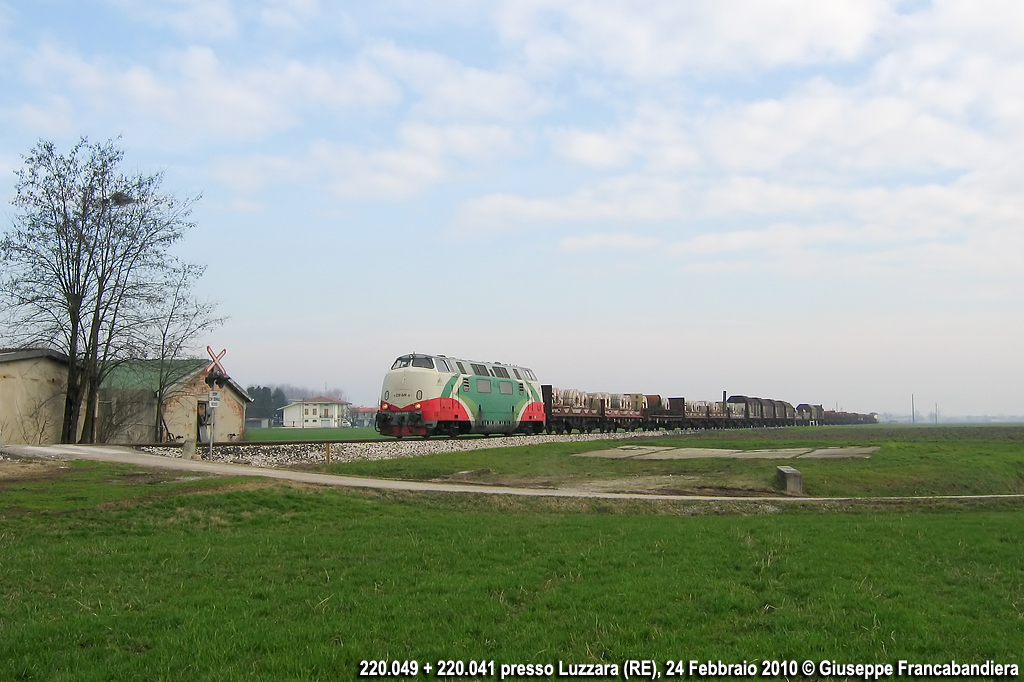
(122, 433, 522, 448)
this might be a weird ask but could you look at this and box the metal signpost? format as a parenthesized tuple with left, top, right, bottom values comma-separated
(205, 347, 228, 459)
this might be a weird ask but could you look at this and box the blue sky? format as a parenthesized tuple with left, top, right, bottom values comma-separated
(2, 0, 1022, 416)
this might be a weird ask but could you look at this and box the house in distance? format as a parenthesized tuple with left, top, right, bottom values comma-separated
(279, 397, 350, 428)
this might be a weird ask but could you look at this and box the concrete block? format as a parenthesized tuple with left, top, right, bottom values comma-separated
(776, 465, 803, 494)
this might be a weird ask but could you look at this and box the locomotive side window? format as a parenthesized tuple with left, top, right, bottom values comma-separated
(456, 361, 467, 374)
(476, 378, 492, 393)
(471, 363, 489, 376)
(435, 358, 451, 372)
(499, 381, 513, 395)
(512, 368, 522, 380)
(391, 355, 412, 369)
(493, 367, 510, 379)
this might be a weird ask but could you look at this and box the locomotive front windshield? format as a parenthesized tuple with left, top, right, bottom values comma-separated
(391, 355, 434, 370)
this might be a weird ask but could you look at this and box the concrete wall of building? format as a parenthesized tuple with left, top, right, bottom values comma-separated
(163, 373, 247, 443)
(97, 388, 156, 443)
(0, 355, 67, 445)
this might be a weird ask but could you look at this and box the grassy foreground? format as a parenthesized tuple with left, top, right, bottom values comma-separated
(327, 425, 1024, 498)
(2, 426, 1024, 680)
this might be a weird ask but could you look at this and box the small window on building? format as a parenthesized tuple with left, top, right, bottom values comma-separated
(499, 381, 513, 395)
(476, 378, 492, 393)
(304, 408, 309, 415)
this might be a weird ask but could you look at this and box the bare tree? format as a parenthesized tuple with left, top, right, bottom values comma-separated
(145, 260, 225, 442)
(0, 138, 209, 443)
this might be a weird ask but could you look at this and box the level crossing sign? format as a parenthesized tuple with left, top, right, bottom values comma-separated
(208, 390, 222, 407)
(205, 346, 227, 375)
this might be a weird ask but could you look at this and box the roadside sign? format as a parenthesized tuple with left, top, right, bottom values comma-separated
(209, 390, 221, 407)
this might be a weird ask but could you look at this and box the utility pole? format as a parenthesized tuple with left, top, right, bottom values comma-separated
(912, 394, 915, 425)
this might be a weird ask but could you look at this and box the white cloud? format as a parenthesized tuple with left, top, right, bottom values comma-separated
(454, 176, 691, 233)
(670, 222, 857, 258)
(548, 103, 699, 170)
(369, 42, 546, 121)
(701, 176, 828, 216)
(13, 43, 400, 143)
(559, 232, 660, 251)
(7, 96, 77, 137)
(107, 0, 239, 40)
(496, 0, 892, 76)
(211, 122, 516, 197)
(260, 0, 320, 31)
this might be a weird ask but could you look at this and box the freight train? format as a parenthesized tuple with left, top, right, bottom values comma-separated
(375, 353, 876, 438)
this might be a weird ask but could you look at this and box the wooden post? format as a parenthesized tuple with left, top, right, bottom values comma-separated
(326, 442, 331, 465)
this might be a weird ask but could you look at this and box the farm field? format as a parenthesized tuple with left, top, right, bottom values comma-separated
(2, 425, 1023, 681)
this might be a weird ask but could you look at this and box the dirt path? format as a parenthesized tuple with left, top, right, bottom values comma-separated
(4, 443, 1024, 503)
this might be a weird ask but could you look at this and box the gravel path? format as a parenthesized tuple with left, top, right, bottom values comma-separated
(141, 430, 679, 468)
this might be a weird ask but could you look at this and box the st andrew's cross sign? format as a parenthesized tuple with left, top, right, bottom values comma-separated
(205, 346, 227, 375)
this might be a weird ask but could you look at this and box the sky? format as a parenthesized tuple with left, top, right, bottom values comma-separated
(1, 0, 1023, 417)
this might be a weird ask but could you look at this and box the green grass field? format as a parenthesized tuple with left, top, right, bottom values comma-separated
(325, 425, 1024, 498)
(2, 425, 1023, 681)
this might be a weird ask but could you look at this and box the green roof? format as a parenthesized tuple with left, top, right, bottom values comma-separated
(102, 359, 207, 391)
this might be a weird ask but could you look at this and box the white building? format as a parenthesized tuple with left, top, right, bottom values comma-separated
(279, 397, 350, 428)
(349, 406, 378, 428)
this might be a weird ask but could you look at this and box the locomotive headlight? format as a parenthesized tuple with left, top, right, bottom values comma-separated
(415, 403, 421, 408)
